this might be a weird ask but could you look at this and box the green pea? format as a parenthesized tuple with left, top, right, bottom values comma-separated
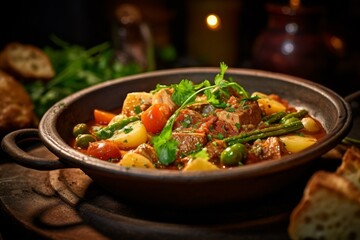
(220, 143, 247, 166)
(75, 134, 97, 149)
(73, 123, 89, 137)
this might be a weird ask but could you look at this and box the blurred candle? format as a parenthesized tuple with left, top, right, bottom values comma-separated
(206, 14, 221, 30)
(186, 0, 241, 66)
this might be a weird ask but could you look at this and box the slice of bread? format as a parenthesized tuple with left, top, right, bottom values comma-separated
(0, 71, 38, 136)
(0, 42, 55, 80)
(288, 171, 360, 240)
(337, 146, 360, 190)
(288, 147, 360, 239)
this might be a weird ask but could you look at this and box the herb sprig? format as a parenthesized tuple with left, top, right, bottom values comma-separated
(25, 36, 141, 118)
(152, 62, 249, 165)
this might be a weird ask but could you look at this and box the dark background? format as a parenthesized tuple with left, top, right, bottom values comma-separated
(1, 0, 359, 96)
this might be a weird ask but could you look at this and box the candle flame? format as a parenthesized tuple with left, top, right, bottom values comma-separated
(206, 14, 221, 30)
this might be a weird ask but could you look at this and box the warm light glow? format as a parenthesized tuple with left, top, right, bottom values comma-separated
(290, 0, 301, 9)
(330, 36, 344, 51)
(206, 14, 221, 30)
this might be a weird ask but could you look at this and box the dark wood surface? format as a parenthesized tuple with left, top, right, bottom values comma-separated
(0, 145, 315, 240)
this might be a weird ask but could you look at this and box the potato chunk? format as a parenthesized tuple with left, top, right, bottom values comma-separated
(109, 120, 147, 149)
(301, 117, 321, 133)
(280, 135, 317, 153)
(121, 92, 152, 116)
(252, 91, 286, 115)
(119, 152, 155, 169)
(182, 158, 219, 171)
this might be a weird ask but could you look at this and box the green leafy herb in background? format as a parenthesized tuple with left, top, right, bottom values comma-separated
(25, 35, 141, 118)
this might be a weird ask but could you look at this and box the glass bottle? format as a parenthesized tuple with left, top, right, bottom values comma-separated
(112, 4, 155, 71)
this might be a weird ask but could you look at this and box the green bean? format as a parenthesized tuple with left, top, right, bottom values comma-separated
(262, 111, 286, 125)
(280, 109, 308, 123)
(95, 116, 139, 140)
(224, 120, 304, 146)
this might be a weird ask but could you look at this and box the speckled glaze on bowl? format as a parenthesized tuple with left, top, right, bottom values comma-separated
(1, 68, 352, 208)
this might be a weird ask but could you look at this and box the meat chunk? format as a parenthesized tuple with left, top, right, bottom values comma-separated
(205, 140, 227, 164)
(172, 131, 207, 155)
(152, 88, 177, 113)
(247, 137, 288, 164)
(173, 109, 204, 131)
(121, 92, 152, 116)
(132, 143, 158, 163)
(216, 100, 262, 131)
(211, 120, 238, 138)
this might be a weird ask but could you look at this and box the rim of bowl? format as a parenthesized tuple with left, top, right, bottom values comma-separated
(39, 67, 352, 181)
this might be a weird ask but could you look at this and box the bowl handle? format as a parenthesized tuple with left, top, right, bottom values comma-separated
(1, 128, 67, 170)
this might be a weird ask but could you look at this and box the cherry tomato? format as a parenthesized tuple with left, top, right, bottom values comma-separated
(141, 103, 171, 134)
(94, 109, 116, 125)
(87, 140, 121, 161)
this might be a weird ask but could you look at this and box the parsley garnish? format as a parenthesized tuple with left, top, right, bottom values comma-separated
(123, 125, 133, 134)
(181, 115, 192, 128)
(192, 148, 210, 160)
(217, 133, 224, 140)
(152, 62, 249, 165)
(134, 105, 142, 114)
(171, 79, 196, 106)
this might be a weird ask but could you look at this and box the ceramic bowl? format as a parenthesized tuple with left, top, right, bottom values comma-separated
(1, 68, 352, 208)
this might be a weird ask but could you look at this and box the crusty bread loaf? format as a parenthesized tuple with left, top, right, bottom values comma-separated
(288, 147, 360, 240)
(337, 146, 360, 189)
(0, 71, 38, 136)
(0, 42, 55, 80)
(288, 171, 360, 240)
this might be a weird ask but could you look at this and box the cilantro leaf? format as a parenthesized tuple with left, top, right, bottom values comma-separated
(215, 62, 228, 84)
(171, 79, 195, 106)
(192, 148, 210, 160)
(152, 115, 178, 165)
(155, 139, 178, 165)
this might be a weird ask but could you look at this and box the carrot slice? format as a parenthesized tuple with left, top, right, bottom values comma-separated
(94, 109, 116, 125)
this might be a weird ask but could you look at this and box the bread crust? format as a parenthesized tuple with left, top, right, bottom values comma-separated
(0, 71, 38, 136)
(337, 146, 360, 189)
(0, 42, 55, 80)
(288, 147, 360, 239)
(288, 171, 360, 239)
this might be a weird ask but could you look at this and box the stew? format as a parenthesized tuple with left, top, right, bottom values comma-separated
(70, 63, 326, 171)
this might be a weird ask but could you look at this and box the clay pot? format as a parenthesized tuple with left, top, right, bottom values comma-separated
(252, 4, 337, 83)
(1, 68, 352, 208)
